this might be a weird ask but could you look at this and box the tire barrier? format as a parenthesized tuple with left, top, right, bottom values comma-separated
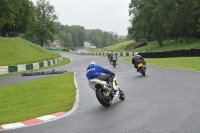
(140, 48, 200, 58)
(21, 69, 67, 76)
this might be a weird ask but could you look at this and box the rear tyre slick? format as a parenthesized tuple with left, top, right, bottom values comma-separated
(141, 66, 146, 76)
(142, 71, 145, 76)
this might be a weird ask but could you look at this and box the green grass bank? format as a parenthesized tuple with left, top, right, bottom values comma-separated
(0, 37, 60, 66)
(89, 38, 200, 53)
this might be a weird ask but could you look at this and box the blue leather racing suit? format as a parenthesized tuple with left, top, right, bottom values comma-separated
(86, 64, 112, 80)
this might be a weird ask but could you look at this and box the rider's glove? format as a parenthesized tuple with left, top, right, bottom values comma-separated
(111, 72, 115, 76)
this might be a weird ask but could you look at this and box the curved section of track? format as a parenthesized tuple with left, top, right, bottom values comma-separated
(1, 53, 200, 133)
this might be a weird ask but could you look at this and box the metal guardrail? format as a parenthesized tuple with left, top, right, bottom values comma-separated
(74, 49, 200, 58)
(0, 57, 62, 74)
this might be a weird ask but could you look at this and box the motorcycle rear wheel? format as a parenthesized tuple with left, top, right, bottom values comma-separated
(141, 70, 145, 76)
(96, 88, 112, 107)
(113, 60, 117, 68)
(113, 61, 116, 68)
(141, 66, 146, 76)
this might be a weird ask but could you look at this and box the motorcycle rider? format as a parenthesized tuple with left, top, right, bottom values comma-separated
(132, 52, 146, 71)
(110, 52, 118, 65)
(86, 61, 115, 89)
(108, 51, 113, 64)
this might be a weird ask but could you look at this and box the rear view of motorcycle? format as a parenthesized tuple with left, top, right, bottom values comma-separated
(112, 58, 117, 68)
(136, 61, 147, 76)
(110, 52, 118, 68)
(88, 75, 125, 107)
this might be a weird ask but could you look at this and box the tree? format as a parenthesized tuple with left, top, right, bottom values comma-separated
(75, 26, 85, 47)
(194, 0, 200, 33)
(57, 31, 72, 48)
(69, 27, 79, 47)
(91, 36, 102, 47)
(85, 29, 120, 47)
(0, 0, 22, 36)
(102, 31, 109, 47)
(16, 0, 35, 34)
(129, 0, 165, 47)
(128, 0, 154, 41)
(65, 33, 73, 47)
(128, 0, 200, 46)
(33, 0, 58, 46)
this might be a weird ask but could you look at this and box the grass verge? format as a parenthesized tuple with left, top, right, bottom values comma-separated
(0, 72, 76, 125)
(0, 37, 60, 66)
(121, 57, 200, 71)
(88, 38, 200, 53)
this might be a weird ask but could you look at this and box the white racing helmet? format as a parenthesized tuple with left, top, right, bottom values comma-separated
(90, 61, 96, 65)
(134, 52, 138, 55)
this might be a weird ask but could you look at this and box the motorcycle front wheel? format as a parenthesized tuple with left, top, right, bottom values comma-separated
(96, 88, 112, 107)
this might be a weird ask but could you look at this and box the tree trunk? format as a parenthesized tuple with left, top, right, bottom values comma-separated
(156, 34, 163, 47)
(40, 39, 43, 47)
(155, 24, 163, 47)
(175, 34, 178, 42)
(184, 31, 189, 44)
(6, 31, 8, 37)
(158, 39, 163, 47)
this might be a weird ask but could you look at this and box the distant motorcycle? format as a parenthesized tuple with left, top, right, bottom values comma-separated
(136, 60, 146, 76)
(88, 75, 125, 107)
(111, 58, 117, 68)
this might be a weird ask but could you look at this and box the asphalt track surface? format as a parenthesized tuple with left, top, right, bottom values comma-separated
(1, 52, 200, 133)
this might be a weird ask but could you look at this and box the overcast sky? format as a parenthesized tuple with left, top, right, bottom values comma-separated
(31, 0, 131, 36)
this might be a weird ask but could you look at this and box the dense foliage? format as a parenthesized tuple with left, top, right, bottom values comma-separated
(54, 22, 128, 48)
(128, 0, 200, 46)
(0, 0, 58, 47)
(0, 0, 128, 48)
(85, 29, 119, 47)
(0, 0, 34, 37)
(54, 22, 85, 48)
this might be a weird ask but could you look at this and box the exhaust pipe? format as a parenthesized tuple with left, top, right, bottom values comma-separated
(103, 85, 111, 91)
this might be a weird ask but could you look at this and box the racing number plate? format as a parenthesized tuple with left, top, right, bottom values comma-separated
(138, 63, 143, 67)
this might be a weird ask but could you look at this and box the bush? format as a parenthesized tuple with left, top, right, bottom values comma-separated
(63, 48, 69, 51)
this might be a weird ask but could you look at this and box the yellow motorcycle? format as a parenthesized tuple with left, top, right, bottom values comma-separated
(136, 61, 146, 76)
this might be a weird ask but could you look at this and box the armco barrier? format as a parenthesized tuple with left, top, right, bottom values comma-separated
(0, 66, 8, 74)
(73, 48, 200, 58)
(0, 57, 62, 74)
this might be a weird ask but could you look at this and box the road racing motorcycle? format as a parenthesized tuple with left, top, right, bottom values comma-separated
(88, 75, 125, 107)
(111, 58, 117, 68)
(136, 60, 147, 76)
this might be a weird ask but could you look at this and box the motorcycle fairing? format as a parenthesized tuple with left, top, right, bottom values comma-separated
(88, 78, 107, 91)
